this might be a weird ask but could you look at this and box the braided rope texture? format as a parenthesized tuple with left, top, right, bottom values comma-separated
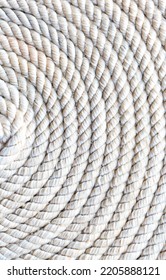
(0, 0, 165, 260)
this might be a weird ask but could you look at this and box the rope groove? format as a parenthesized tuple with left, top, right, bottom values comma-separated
(0, 0, 165, 260)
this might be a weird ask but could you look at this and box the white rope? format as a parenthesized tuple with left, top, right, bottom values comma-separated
(0, 0, 165, 260)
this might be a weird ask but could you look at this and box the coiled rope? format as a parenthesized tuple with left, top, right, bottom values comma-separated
(0, 0, 165, 260)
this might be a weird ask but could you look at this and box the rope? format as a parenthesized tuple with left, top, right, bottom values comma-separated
(0, 0, 165, 260)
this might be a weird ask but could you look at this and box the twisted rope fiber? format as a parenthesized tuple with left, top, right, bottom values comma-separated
(0, 0, 165, 260)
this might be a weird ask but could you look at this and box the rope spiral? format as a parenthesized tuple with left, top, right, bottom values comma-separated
(0, 0, 165, 260)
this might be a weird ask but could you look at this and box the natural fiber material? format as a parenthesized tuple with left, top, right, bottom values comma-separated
(0, 0, 165, 260)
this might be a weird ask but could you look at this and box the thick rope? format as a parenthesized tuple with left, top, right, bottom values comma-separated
(0, 0, 165, 260)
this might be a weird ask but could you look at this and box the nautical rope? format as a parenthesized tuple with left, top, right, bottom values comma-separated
(0, 0, 165, 260)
